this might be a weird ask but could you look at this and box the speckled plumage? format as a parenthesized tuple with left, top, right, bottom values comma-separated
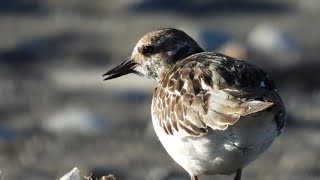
(103, 28, 286, 180)
(153, 52, 285, 137)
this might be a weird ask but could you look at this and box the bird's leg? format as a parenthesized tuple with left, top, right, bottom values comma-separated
(190, 175, 198, 180)
(234, 169, 242, 180)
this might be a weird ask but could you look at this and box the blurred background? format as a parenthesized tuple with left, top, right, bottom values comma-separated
(0, 0, 319, 179)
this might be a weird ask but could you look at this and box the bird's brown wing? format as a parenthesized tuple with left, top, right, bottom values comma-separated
(152, 52, 285, 137)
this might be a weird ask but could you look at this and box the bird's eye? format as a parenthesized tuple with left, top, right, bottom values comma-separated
(139, 45, 155, 55)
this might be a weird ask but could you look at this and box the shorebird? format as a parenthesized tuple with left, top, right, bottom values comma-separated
(102, 28, 286, 180)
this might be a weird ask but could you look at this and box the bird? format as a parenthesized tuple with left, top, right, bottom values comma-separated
(102, 28, 286, 180)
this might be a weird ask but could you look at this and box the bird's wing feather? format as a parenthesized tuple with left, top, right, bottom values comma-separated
(152, 52, 285, 137)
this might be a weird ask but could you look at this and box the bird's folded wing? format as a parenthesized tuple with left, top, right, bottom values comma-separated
(153, 53, 285, 137)
(182, 89, 273, 136)
(195, 88, 274, 130)
(154, 86, 275, 137)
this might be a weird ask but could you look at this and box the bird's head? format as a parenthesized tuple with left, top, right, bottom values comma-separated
(102, 28, 204, 81)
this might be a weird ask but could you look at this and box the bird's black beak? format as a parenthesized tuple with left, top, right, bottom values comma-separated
(102, 57, 137, 81)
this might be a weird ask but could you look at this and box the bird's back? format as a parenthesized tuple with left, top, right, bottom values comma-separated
(152, 52, 285, 138)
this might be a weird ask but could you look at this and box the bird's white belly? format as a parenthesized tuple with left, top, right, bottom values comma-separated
(152, 111, 278, 176)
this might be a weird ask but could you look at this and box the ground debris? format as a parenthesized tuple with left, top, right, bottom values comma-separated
(59, 167, 117, 180)
(84, 173, 117, 180)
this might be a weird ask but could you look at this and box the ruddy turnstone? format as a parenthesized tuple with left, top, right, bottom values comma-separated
(102, 28, 286, 180)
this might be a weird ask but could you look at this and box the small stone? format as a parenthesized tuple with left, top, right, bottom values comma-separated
(59, 167, 81, 180)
